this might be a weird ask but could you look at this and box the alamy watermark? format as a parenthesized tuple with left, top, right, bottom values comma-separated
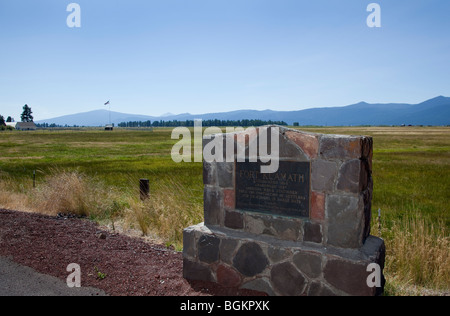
(171, 120, 280, 174)
(65, 3, 380, 29)
(366, 263, 383, 288)
(367, 3, 381, 28)
(66, 263, 81, 288)
(66, 3, 81, 28)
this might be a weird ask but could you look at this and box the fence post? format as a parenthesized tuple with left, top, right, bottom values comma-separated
(140, 179, 150, 201)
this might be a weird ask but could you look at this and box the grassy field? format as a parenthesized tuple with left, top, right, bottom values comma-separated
(0, 126, 448, 295)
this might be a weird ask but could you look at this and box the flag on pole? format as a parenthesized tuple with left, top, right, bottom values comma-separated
(104, 100, 110, 106)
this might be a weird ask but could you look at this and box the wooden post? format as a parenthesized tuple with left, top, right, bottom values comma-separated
(33, 170, 36, 188)
(140, 179, 150, 201)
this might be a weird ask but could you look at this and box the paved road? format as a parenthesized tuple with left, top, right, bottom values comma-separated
(0, 256, 107, 296)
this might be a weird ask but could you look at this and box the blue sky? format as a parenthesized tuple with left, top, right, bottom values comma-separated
(0, 0, 449, 120)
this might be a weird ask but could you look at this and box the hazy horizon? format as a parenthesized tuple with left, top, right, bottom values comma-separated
(35, 95, 448, 122)
(1, 1, 450, 121)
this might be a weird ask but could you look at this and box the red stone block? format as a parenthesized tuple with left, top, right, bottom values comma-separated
(223, 189, 236, 210)
(285, 131, 319, 159)
(310, 191, 325, 221)
(320, 136, 362, 160)
(216, 264, 242, 288)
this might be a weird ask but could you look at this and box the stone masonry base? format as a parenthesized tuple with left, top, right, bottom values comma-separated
(183, 223, 385, 296)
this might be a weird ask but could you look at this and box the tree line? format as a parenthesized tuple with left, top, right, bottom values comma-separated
(118, 119, 288, 128)
(35, 123, 84, 128)
(1, 104, 33, 130)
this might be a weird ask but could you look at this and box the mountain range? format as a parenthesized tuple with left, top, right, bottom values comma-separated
(36, 96, 450, 126)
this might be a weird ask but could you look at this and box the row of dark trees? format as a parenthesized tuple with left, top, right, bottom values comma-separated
(35, 123, 80, 128)
(118, 120, 152, 128)
(118, 119, 288, 128)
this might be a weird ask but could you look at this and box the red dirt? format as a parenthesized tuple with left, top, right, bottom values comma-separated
(0, 209, 265, 296)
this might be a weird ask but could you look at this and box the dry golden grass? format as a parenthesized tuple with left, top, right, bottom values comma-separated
(34, 170, 95, 216)
(0, 170, 202, 250)
(0, 177, 32, 212)
(137, 179, 203, 249)
(0, 169, 127, 218)
(381, 213, 449, 295)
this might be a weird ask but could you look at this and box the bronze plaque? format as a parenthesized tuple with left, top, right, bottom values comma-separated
(236, 161, 310, 218)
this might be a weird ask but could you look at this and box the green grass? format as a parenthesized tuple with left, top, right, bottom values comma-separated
(0, 128, 203, 195)
(1, 126, 449, 294)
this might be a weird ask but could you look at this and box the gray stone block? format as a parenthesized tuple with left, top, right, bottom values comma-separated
(183, 228, 196, 259)
(242, 278, 275, 296)
(271, 217, 302, 241)
(268, 247, 292, 264)
(336, 160, 361, 193)
(203, 187, 223, 227)
(304, 222, 322, 244)
(323, 259, 375, 296)
(224, 210, 244, 230)
(217, 162, 234, 188)
(219, 238, 239, 265)
(326, 194, 364, 248)
(307, 281, 337, 296)
(270, 262, 307, 296)
(293, 251, 322, 279)
(312, 159, 338, 192)
(203, 161, 217, 186)
(198, 235, 220, 264)
(244, 213, 303, 241)
(183, 259, 214, 282)
(233, 242, 268, 277)
(361, 236, 386, 265)
(244, 213, 274, 236)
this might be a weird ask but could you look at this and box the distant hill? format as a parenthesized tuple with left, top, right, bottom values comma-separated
(36, 96, 450, 126)
(36, 110, 156, 127)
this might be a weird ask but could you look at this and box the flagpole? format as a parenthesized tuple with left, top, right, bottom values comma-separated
(105, 100, 111, 126)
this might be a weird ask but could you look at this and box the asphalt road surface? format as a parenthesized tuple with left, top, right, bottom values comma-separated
(0, 256, 107, 296)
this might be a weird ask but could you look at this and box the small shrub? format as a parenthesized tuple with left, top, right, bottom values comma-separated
(94, 266, 107, 280)
(0, 125, 14, 131)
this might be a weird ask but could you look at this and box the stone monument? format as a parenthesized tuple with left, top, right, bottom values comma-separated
(183, 126, 385, 296)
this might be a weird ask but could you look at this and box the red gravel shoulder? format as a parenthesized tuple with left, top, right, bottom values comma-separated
(0, 209, 264, 296)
